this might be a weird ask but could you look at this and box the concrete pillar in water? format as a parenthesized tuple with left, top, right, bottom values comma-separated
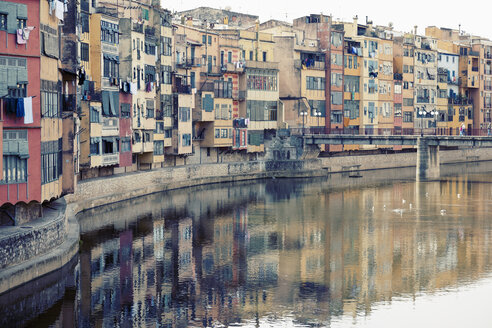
(416, 137, 440, 181)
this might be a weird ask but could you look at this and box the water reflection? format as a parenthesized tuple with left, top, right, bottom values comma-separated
(9, 163, 492, 327)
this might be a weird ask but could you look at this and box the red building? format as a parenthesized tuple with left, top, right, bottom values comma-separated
(0, 0, 66, 225)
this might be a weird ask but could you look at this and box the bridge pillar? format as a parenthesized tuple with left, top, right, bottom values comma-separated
(416, 137, 440, 181)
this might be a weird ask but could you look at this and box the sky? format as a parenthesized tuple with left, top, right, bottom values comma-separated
(164, 0, 492, 40)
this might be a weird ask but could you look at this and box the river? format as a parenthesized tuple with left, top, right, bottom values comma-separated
(3, 162, 492, 327)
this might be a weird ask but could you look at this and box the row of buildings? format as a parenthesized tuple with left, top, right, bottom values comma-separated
(1, 1, 492, 221)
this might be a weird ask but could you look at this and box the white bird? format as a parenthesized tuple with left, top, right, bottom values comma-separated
(457, 194, 461, 199)
(371, 206, 375, 212)
(440, 209, 446, 215)
(425, 192, 429, 198)
(402, 199, 406, 204)
(409, 203, 413, 210)
(383, 205, 386, 210)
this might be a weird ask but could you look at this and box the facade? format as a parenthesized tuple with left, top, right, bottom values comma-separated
(0, 0, 68, 223)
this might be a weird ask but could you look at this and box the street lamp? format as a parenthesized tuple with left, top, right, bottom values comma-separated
(314, 109, 322, 133)
(418, 109, 425, 136)
(300, 111, 308, 135)
(430, 110, 438, 135)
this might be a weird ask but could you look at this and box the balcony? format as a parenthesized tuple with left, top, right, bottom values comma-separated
(485, 69, 492, 75)
(244, 60, 279, 70)
(236, 90, 246, 101)
(448, 97, 473, 105)
(102, 153, 119, 166)
(176, 58, 201, 68)
(132, 22, 143, 33)
(222, 62, 244, 73)
(417, 97, 430, 104)
(102, 117, 119, 135)
(294, 59, 325, 70)
(175, 84, 191, 94)
(62, 94, 77, 112)
(143, 141, 153, 153)
(203, 66, 223, 76)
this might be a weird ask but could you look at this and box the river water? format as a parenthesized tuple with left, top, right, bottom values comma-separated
(4, 162, 492, 327)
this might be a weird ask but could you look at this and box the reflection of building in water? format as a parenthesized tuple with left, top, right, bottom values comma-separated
(75, 173, 492, 327)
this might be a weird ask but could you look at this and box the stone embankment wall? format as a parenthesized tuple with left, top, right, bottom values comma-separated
(0, 199, 79, 294)
(68, 147, 492, 211)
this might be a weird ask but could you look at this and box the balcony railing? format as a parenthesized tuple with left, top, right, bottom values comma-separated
(102, 117, 119, 134)
(102, 153, 119, 166)
(294, 59, 325, 70)
(417, 97, 430, 103)
(244, 60, 279, 70)
(448, 98, 473, 105)
(176, 58, 201, 68)
(176, 84, 191, 94)
(221, 62, 244, 73)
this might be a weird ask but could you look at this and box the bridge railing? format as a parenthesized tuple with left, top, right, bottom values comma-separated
(290, 127, 491, 137)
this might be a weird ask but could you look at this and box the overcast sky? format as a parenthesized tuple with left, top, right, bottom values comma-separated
(165, 0, 492, 40)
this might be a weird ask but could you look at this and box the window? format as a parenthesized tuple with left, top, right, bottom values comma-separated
(215, 128, 220, 138)
(2, 156, 27, 184)
(403, 111, 413, 122)
(103, 55, 119, 78)
(308, 100, 326, 116)
(262, 52, 267, 62)
(228, 51, 232, 63)
(90, 137, 100, 155)
(81, 42, 89, 62)
(306, 76, 325, 90)
(161, 94, 173, 117)
(331, 92, 343, 105)
(0, 14, 7, 31)
(344, 76, 359, 92)
(247, 70, 278, 91)
(161, 65, 172, 84)
(161, 36, 172, 56)
(121, 138, 131, 152)
(331, 73, 342, 87)
(155, 122, 164, 133)
(331, 110, 343, 123)
(249, 51, 253, 60)
(182, 133, 191, 146)
(121, 103, 131, 118)
(344, 100, 359, 119)
(179, 107, 190, 122)
(90, 106, 100, 123)
(2, 130, 28, 185)
(403, 98, 414, 106)
(208, 35, 212, 45)
(164, 129, 172, 138)
(41, 91, 59, 117)
(331, 32, 342, 47)
(154, 140, 164, 155)
(17, 19, 26, 29)
(144, 41, 156, 55)
(331, 53, 343, 66)
(146, 99, 154, 118)
(100, 21, 119, 44)
(102, 138, 118, 154)
(41, 139, 62, 185)
(246, 100, 278, 121)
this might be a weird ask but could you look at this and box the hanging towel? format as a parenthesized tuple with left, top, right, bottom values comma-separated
(5, 98, 17, 114)
(24, 97, 33, 124)
(16, 98, 25, 118)
(55, 1, 64, 20)
(22, 27, 35, 41)
(130, 82, 137, 95)
(17, 29, 27, 44)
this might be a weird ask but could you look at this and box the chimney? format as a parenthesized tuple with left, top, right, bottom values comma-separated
(353, 15, 358, 26)
(414, 25, 418, 35)
(186, 16, 193, 27)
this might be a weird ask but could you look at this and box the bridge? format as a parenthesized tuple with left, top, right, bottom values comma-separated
(303, 134, 492, 180)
